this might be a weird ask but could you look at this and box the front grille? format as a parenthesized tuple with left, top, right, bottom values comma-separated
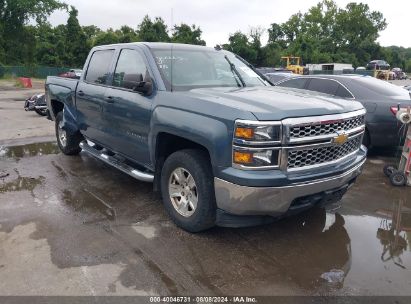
(287, 135, 362, 169)
(289, 115, 365, 139)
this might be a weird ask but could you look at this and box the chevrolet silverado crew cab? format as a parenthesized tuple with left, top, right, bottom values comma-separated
(45, 43, 367, 232)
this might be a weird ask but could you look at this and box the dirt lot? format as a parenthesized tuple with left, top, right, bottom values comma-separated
(0, 83, 411, 297)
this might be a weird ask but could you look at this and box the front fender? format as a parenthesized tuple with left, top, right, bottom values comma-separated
(150, 106, 233, 169)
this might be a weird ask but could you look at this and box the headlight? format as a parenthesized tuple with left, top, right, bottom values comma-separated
(232, 120, 282, 170)
(233, 147, 280, 168)
(234, 120, 281, 144)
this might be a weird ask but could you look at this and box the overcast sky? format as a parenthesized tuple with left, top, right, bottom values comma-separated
(48, 0, 410, 48)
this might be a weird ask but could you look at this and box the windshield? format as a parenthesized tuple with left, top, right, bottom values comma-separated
(151, 48, 268, 91)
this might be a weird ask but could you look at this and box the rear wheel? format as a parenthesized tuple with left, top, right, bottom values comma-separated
(160, 149, 216, 232)
(55, 111, 82, 155)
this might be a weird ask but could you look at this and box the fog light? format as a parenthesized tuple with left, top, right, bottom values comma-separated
(233, 151, 253, 164)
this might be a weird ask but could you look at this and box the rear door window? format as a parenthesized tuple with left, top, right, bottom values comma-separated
(85, 50, 115, 85)
(277, 78, 307, 89)
(306, 79, 339, 95)
(335, 85, 354, 98)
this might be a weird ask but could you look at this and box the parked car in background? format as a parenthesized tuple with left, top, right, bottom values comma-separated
(366, 60, 390, 71)
(274, 75, 411, 148)
(58, 69, 82, 79)
(24, 93, 47, 116)
(392, 68, 408, 80)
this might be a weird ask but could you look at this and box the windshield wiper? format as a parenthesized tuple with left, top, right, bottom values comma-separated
(224, 55, 246, 87)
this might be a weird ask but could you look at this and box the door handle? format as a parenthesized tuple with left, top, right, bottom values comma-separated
(105, 96, 115, 103)
(78, 90, 85, 97)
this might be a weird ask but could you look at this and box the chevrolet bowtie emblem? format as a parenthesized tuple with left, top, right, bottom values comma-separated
(332, 132, 348, 145)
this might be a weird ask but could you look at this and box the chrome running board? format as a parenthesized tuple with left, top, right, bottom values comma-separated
(79, 141, 154, 183)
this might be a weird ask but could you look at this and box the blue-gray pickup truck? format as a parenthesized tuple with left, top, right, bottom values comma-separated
(45, 42, 367, 232)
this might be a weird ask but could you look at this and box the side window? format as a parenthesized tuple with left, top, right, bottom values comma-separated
(113, 49, 148, 89)
(85, 50, 115, 84)
(306, 79, 339, 95)
(335, 85, 354, 98)
(277, 78, 307, 89)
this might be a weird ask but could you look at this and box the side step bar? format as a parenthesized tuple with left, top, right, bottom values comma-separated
(79, 141, 154, 183)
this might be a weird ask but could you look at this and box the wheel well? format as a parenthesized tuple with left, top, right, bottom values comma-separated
(153, 132, 211, 191)
(51, 100, 64, 116)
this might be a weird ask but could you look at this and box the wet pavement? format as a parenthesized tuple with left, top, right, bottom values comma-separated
(0, 142, 411, 296)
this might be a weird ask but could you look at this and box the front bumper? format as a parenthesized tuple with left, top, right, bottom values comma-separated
(214, 151, 366, 217)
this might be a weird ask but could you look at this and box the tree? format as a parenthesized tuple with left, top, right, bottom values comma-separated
(137, 15, 169, 42)
(83, 25, 102, 42)
(265, 0, 388, 67)
(0, 0, 66, 64)
(35, 23, 65, 66)
(172, 24, 205, 45)
(223, 32, 258, 64)
(93, 29, 120, 46)
(65, 6, 89, 67)
(115, 26, 139, 43)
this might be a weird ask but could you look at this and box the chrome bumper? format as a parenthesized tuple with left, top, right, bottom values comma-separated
(214, 158, 366, 216)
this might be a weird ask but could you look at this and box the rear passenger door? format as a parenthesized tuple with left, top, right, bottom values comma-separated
(102, 48, 153, 167)
(76, 49, 115, 144)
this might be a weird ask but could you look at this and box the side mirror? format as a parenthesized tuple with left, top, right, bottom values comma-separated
(123, 73, 153, 96)
(134, 80, 153, 96)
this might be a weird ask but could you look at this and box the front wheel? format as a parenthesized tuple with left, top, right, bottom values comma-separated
(160, 149, 216, 232)
(55, 111, 83, 155)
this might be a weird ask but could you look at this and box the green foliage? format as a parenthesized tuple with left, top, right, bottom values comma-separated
(0, 0, 66, 64)
(223, 0, 399, 69)
(1, 0, 410, 73)
(223, 32, 258, 64)
(0, 3, 207, 68)
(137, 15, 169, 42)
(65, 6, 89, 67)
(172, 24, 206, 45)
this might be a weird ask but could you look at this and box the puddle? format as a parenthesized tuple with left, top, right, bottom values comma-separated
(0, 142, 59, 159)
(62, 188, 116, 222)
(0, 175, 44, 194)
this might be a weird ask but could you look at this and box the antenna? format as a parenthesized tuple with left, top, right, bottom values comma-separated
(170, 8, 174, 92)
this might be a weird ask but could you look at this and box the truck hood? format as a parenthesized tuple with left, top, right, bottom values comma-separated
(181, 86, 364, 121)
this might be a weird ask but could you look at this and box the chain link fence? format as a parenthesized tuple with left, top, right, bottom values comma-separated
(0, 66, 73, 79)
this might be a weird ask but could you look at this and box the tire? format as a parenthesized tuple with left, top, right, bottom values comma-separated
(383, 165, 395, 177)
(160, 149, 216, 232)
(35, 108, 48, 116)
(55, 111, 83, 155)
(389, 171, 407, 187)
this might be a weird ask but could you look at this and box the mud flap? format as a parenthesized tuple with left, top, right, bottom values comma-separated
(62, 107, 80, 135)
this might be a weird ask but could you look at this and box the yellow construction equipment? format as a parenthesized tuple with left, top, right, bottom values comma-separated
(281, 56, 309, 75)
